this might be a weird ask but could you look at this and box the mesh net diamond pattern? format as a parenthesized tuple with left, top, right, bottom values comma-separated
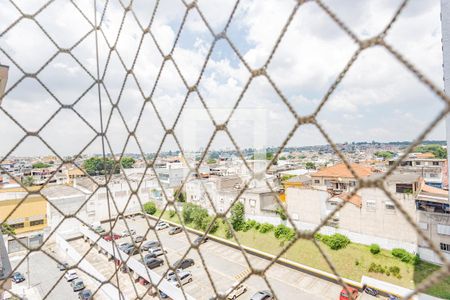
(0, 0, 450, 299)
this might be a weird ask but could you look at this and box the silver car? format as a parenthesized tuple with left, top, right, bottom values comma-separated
(168, 270, 192, 287)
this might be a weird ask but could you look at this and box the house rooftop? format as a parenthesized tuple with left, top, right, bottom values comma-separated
(41, 185, 86, 199)
(312, 163, 373, 179)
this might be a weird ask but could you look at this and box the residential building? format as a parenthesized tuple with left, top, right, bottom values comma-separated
(388, 154, 446, 188)
(0, 186, 47, 253)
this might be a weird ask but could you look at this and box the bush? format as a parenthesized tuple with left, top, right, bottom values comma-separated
(169, 209, 176, 218)
(242, 219, 258, 232)
(259, 223, 275, 233)
(182, 203, 197, 223)
(192, 206, 209, 230)
(143, 201, 157, 215)
(254, 222, 261, 230)
(369, 263, 402, 279)
(321, 233, 350, 250)
(201, 216, 219, 233)
(274, 224, 295, 241)
(391, 248, 420, 264)
(370, 244, 381, 255)
(225, 227, 233, 239)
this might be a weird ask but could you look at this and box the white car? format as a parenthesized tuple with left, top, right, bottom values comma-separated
(121, 229, 136, 237)
(226, 284, 247, 299)
(168, 270, 192, 287)
(148, 247, 167, 257)
(165, 269, 182, 280)
(155, 222, 169, 231)
(64, 270, 78, 282)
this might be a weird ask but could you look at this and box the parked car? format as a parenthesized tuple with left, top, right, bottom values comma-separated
(388, 295, 400, 300)
(165, 269, 182, 280)
(142, 240, 160, 251)
(250, 291, 273, 300)
(57, 262, 69, 271)
(118, 242, 133, 251)
(123, 245, 140, 255)
(339, 287, 359, 300)
(159, 290, 169, 299)
(147, 247, 167, 258)
(146, 258, 164, 269)
(71, 278, 85, 292)
(65, 270, 78, 282)
(168, 270, 192, 287)
(172, 258, 194, 270)
(121, 229, 136, 236)
(155, 222, 169, 231)
(133, 235, 145, 243)
(103, 233, 121, 241)
(364, 287, 379, 297)
(78, 289, 93, 300)
(11, 272, 25, 283)
(169, 226, 182, 235)
(93, 226, 106, 234)
(193, 236, 208, 245)
(226, 283, 247, 299)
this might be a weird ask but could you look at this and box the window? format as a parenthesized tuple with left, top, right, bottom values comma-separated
(415, 161, 421, 166)
(30, 219, 44, 226)
(314, 179, 320, 184)
(366, 200, 376, 211)
(437, 224, 450, 236)
(429, 173, 438, 178)
(419, 222, 428, 230)
(10, 223, 24, 229)
(433, 161, 440, 166)
(385, 201, 396, 210)
(440, 243, 450, 252)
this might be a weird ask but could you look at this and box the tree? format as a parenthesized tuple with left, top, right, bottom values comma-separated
(414, 144, 447, 159)
(143, 202, 157, 215)
(305, 162, 315, 170)
(230, 202, 245, 231)
(374, 151, 394, 160)
(182, 203, 197, 223)
(192, 206, 209, 230)
(22, 176, 34, 187)
(120, 156, 135, 169)
(174, 188, 186, 202)
(207, 158, 217, 164)
(32, 162, 50, 169)
(83, 157, 119, 175)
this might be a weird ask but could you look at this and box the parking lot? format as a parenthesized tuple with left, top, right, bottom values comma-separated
(72, 215, 344, 300)
(8, 246, 104, 300)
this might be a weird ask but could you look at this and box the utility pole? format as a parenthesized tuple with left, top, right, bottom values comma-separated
(442, 0, 450, 199)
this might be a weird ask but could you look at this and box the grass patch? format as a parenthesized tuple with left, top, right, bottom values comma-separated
(151, 212, 450, 298)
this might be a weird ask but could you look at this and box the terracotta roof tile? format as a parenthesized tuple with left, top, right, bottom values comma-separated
(312, 163, 373, 179)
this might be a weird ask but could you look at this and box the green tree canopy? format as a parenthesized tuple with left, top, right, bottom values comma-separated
(120, 156, 135, 168)
(374, 151, 394, 160)
(230, 202, 245, 231)
(305, 162, 316, 170)
(174, 188, 186, 202)
(414, 144, 447, 159)
(32, 162, 50, 169)
(83, 157, 119, 176)
(22, 176, 34, 187)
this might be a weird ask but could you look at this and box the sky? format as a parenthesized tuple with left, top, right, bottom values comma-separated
(0, 0, 447, 157)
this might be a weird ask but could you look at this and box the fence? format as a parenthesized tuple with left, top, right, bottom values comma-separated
(0, 0, 450, 299)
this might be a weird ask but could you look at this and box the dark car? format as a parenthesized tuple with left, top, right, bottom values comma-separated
(142, 240, 160, 251)
(169, 226, 182, 235)
(146, 258, 164, 269)
(123, 245, 140, 255)
(57, 262, 69, 271)
(364, 287, 379, 297)
(173, 258, 194, 270)
(78, 289, 93, 300)
(159, 290, 168, 299)
(250, 290, 273, 300)
(193, 236, 208, 245)
(103, 233, 121, 241)
(11, 272, 25, 283)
